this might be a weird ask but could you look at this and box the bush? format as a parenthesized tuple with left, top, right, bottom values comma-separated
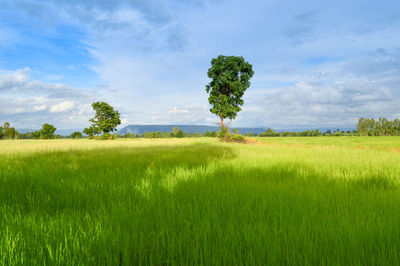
(218, 127, 229, 140)
(70, 131, 82, 139)
(97, 133, 117, 140)
(227, 133, 245, 143)
(218, 127, 245, 143)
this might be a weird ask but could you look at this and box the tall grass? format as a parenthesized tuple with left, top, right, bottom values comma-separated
(1, 137, 400, 264)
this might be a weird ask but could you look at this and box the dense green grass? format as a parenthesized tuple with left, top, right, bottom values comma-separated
(1, 138, 400, 264)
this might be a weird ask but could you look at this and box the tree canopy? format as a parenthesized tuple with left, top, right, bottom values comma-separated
(39, 124, 56, 139)
(357, 117, 400, 136)
(84, 102, 121, 138)
(205, 55, 254, 128)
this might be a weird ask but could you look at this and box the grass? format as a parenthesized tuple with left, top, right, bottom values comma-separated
(1, 137, 400, 264)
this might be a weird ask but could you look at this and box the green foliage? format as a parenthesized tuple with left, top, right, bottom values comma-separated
(99, 133, 114, 140)
(0, 122, 18, 139)
(85, 102, 121, 138)
(226, 132, 245, 143)
(32, 131, 41, 139)
(258, 128, 357, 137)
(37, 123, 57, 139)
(205, 55, 254, 127)
(29, 124, 56, 139)
(357, 117, 400, 136)
(121, 133, 138, 138)
(218, 127, 245, 143)
(259, 128, 280, 137)
(299, 129, 322, 137)
(70, 131, 82, 139)
(83, 126, 97, 139)
(205, 130, 217, 137)
(141, 127, 186, 138)
(217, 126, 229, 139)
(173, 126, 184, 138)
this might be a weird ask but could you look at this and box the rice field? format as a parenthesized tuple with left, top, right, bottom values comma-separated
(1, 137, 400, 265)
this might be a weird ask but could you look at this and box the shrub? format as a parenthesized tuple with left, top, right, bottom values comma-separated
(218, 127, 229, 140)
(227, 133, 245, 143)
(70, 131, 82, 139)
(97, 133, 117, 140)
(218, 127, 245, 143)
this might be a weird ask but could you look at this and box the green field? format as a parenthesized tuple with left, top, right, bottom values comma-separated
(1, 137, 400, 264)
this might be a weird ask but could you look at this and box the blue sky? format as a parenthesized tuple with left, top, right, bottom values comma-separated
(1, 0, 399, 130)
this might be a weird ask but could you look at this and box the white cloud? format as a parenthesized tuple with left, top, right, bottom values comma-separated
(49, 101, 75, 113)
(0, 67, 31, 90)
(33, 104, 47, 111)
(0, 68, 98, 129)
(241, 78, 398, 128)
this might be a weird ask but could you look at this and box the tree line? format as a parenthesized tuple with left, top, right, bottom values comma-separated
(357, 117, 400, 136)
(2, 117, 399, 140)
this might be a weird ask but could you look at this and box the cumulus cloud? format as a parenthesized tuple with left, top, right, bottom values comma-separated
(50, 101, 75, 113)
(0, 67, 31, 90)
(163, 105, 214, 124)
(33, 104, 47, 111)
(241, 65, 400, 128)
(0, 68, 97, 129)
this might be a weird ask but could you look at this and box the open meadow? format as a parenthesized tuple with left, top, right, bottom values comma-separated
(1, 137, 400, 264)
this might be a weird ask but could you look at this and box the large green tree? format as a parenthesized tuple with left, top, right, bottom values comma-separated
(85, 102, 121, 137)
(205, 55, 254, 128)
(39, 123, 56, 139)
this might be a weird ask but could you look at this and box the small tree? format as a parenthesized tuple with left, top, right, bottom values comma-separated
(70, 131, 82, 139)
(40, 124, 56, 139)
(172, 126, 184, 138)
(83, 126, 96, 139)
(172, 126, 180, 136)
(85, 102, 121, 138)
(205, 55, 254, 129)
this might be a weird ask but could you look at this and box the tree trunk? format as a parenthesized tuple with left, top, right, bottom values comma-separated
(220, 113, 224, 129)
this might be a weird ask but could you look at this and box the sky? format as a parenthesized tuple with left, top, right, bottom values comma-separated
(0, 0, 400, 130)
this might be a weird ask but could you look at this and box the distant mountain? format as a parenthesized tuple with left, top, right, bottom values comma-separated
(118, 125, 268, 135)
